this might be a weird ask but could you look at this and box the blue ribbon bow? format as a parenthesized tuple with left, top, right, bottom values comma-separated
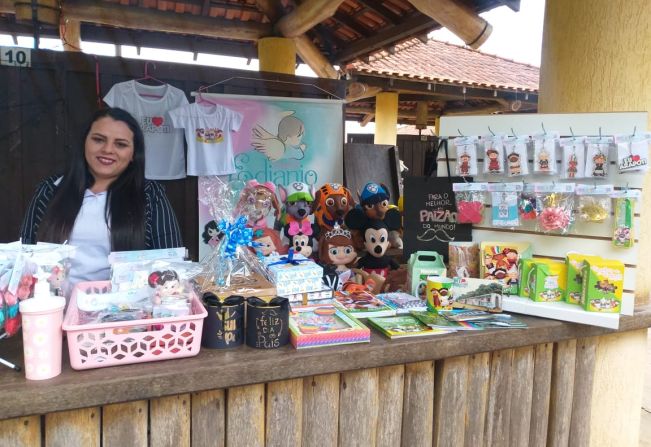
(267, 248, 309, 267)
(218, 216, 255, 259)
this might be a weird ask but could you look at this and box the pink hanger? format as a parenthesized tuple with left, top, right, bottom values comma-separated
(133, 61, 165, 98)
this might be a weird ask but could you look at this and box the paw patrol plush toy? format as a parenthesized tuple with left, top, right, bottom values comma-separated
(345, 211, 401, 279)
(235, 180, 281, 230)
(277, 182, 319, 238)
(353, 182, 403, 249)
(313, 183, 355, 233)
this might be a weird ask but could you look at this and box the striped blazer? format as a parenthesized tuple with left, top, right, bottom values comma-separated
(20, 175, 183, 249)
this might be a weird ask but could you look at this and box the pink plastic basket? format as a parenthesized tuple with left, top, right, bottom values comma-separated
(63, 281, 207, 370)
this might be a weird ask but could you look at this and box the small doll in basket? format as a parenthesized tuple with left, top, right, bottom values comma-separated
(235, 180, 281, 230)
(148, 270, 184, 305)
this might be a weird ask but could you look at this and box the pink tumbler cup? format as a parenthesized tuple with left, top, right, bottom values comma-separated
(19, 297, 66, 380)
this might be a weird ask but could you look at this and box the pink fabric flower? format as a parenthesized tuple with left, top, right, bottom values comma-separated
(457, 201, 484, 224)
(539, 206, 571, 232)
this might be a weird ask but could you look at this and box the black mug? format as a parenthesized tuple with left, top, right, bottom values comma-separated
(201, 294, 245, 349)
(245, 296, 290, 349)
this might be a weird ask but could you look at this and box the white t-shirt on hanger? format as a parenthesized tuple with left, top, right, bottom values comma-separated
(103, 80, 189, 180)
(168, 102, 243, 176)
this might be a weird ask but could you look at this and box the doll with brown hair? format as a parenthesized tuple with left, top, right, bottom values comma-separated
(319, 225, 357, 273)
(235, 180, 281, 230)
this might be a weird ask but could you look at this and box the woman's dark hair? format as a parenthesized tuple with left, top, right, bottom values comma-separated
(201, 220, 222, 244)
(39, 107, 146, 250)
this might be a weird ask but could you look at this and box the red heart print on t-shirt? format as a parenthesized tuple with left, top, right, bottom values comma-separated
(151, 116, 164, 127)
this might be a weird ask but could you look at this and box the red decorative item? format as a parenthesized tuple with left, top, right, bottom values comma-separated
(456, 201, 484, 224)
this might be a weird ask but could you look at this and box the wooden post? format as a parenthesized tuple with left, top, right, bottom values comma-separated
(374, 92, 399, 145)
(274, 0, 344, 38)
(258, 37, 296, 75)
(59, 18, 81, 51)
(539, 1, 651, 445)
(415, 101, 428, 130)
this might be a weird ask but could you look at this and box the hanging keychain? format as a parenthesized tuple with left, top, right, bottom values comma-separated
(519, 183, 539, 221)
(452, 182, 488, 224)
(533, 131, 559, 175)
(584, 135, 612, 178)
(482, 134, 505, 175)
(615, 132, 649, 174)
(453, 136, 479, 177)
(575, 184, 614, 223)
(503, 135, 530, 177)
(612, 189, 641, 248)
(560, 136, 586, 179)
(488, 182, 523, 228)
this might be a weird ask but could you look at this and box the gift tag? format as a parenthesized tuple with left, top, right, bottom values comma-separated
(533, 132, 559, 174)
(453, 182, 488, 224)
(560, 137, 586, 179)
(612, 190, 641, 248)
(453, 137, 478, 177)
(483, 135, 505, 175)
(584, 137, 612, 178)
(503, 136, 529, 177)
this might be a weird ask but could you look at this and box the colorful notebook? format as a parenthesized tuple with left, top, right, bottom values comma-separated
(333, 290, 396, 318)
(377, 292, 427, 314)
(367, 315, 452, 339)
(289, 304, 370, 349)
(410, 311, 479, 331)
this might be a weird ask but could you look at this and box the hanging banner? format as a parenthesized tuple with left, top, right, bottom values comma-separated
(197, 93, 344, 260)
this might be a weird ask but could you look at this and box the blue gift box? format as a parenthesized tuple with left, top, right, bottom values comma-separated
(264, 253, 324, 295)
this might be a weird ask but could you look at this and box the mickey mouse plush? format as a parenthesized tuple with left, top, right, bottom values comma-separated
(355, 182, 403, 249)
(345, 209, 401, 279)
(284, 230, 316, 258)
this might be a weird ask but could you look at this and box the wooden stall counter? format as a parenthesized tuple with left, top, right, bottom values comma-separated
(1, 307, 650, 447)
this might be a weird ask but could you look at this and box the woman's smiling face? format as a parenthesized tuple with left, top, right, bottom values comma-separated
(85, 116, 134, 189)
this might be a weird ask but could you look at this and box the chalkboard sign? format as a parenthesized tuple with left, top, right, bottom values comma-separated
(246, 297, 290, 349)
(403, 140, 472, 260)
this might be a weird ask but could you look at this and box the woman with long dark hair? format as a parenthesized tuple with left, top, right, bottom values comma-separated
(20, 107, 182, 284)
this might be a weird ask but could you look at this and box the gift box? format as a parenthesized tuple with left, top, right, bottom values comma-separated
(581, 258, 624, 313)
(264, 252, 325, 296)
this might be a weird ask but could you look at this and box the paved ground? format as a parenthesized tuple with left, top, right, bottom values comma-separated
(641, 330, 651, 446)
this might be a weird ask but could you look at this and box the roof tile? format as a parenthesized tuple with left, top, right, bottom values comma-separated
(347, 37, 539, 92)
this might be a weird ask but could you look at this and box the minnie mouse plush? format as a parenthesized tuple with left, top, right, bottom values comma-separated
(344, 209, 401, 279)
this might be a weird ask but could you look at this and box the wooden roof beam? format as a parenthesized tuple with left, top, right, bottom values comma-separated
(5, 0, 273, 41)
(355, 0, 402, 24)
(275, 0, 345, 38)
(256, 0, 339, 79)
(408, 0, 492, 49)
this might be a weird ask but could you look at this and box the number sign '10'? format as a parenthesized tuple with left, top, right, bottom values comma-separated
(1, 47, 31, 67)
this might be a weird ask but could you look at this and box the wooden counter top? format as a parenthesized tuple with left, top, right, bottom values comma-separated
(1, 306, 650, 420)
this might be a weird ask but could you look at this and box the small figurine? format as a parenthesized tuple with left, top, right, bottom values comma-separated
(538, 148, 550, 171)
(592, 151, 607, 177)
(148, 270, 183, 305)
(507, 152, 521, 176)
(486, 148, 501, 173)
(459, 152, 471, 176)
(235, 180, 281, 230)
(277, 182, 318, 238)
(567, 153, 578, 178)
(313, 183, 355, 232)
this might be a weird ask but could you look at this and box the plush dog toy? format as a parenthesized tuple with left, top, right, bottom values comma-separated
(351, 182, 403, 249)
(345, 211, 401, 279)
(277, 182, 318, 237)
(313, 183, 355, 232)
(235, 180, 281, 230)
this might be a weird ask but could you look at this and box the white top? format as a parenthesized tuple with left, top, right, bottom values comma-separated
(103, 80, 189, 180)
(168, 102, 243, 176)
(68, 190, 112, 285)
